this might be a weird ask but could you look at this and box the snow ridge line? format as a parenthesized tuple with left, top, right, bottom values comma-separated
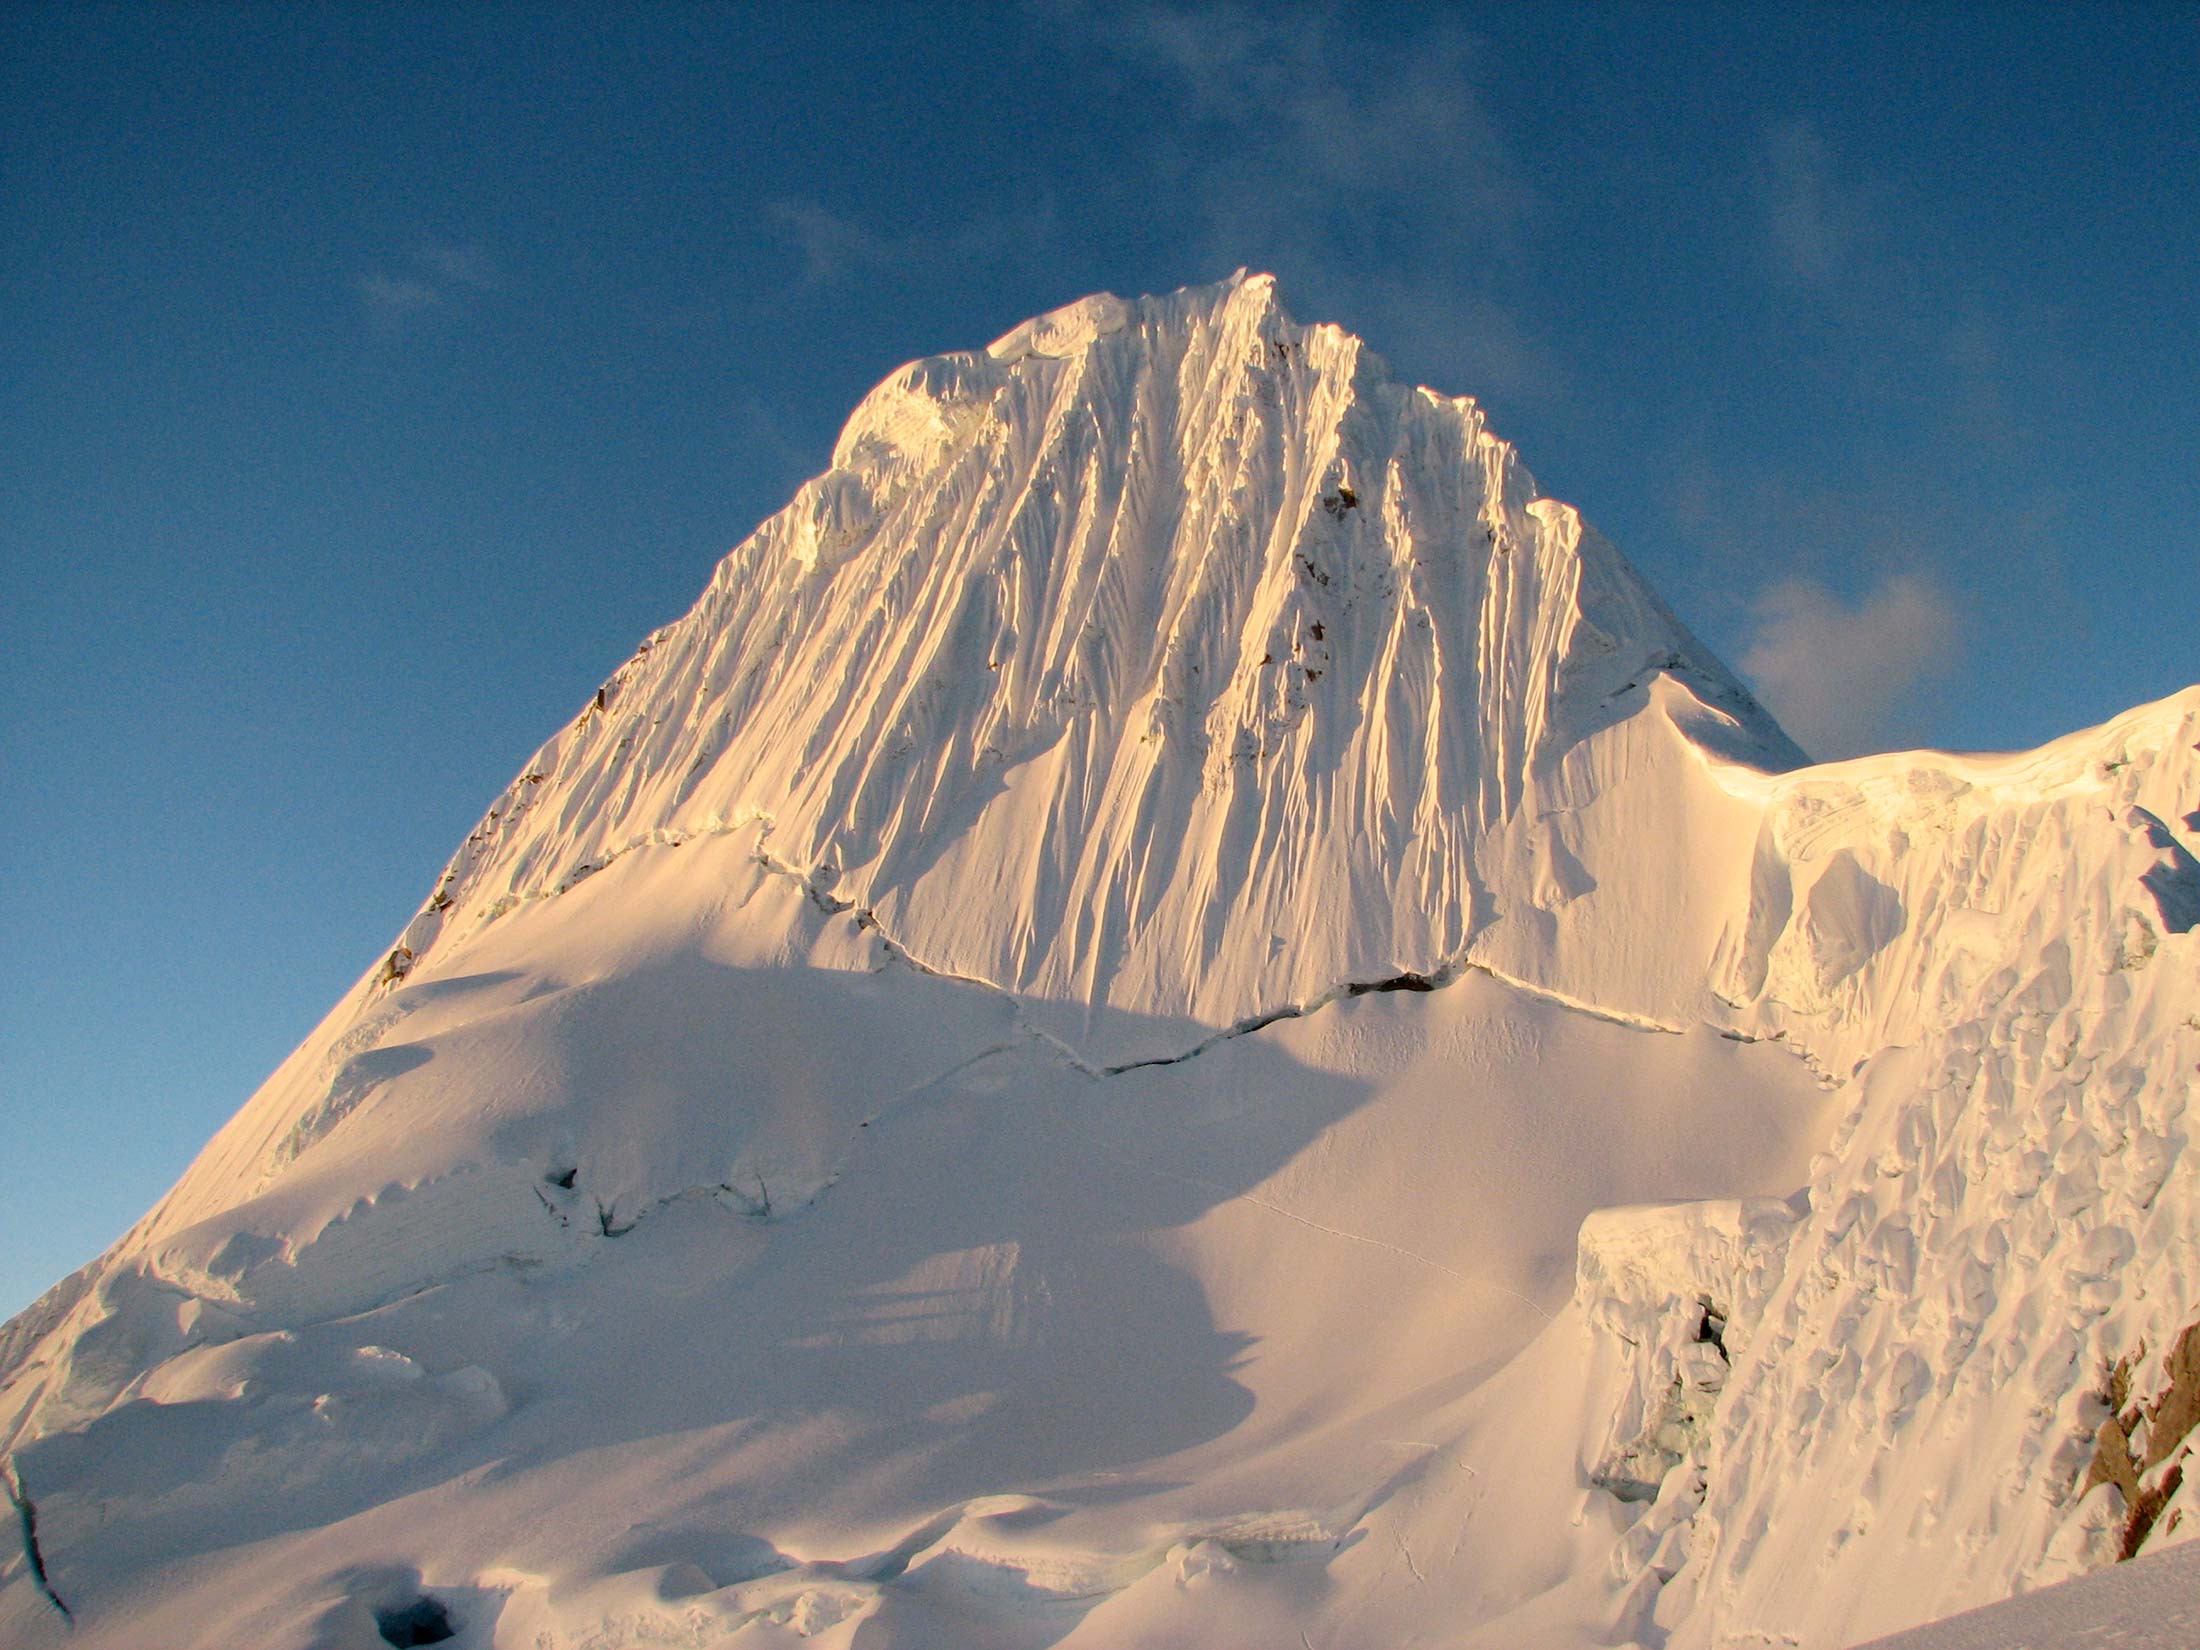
(443, 815, 1689, 1057)
(748, 845, 1106, 1076)
(1456, 962, 1686, 1036)
(4, 1457, 72, 1625)
(1097, 959, 1687, 1077)
(747, 844, 1689, 1079)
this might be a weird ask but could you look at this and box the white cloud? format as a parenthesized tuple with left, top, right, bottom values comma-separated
(768, 201, 885, 283)
(353, 242, 500, 327)
(1739, 573, 1962, 760)
(1761, 118, 1860, 285)
(415, 241, 499, 291)
(1076, 4, 1554, 400)
(354, 272, 442, 319)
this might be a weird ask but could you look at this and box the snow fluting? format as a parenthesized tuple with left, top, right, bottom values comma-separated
(2, 273, 2195, 1650)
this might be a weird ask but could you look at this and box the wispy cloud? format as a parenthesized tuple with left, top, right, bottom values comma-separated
(1751, 117, 2034, 450)
(768, 202, 886, 283)
(1739, 573, 1963, 759)
(1760, 118, 1866, 285)
(728, 395, 827, 507)
(354, 272, 442, 319)
(414, 240, 499, 292)
(754, 5, 1551, 401)
(352, 240, 500, 327)
(1124, 3, 1519, 220)
(1059, 1, 1557, 400)
(763, 194, 1044, 293)
(1643, 119, 2080, 753)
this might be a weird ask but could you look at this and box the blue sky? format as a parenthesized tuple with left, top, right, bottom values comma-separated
(3, 2, 2195, 1317)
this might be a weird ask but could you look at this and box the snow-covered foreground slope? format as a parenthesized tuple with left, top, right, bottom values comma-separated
(3, 277, 2195, 1650)
(0, 848, 1834, 1649)
(1849, 1538, 2200, 1649)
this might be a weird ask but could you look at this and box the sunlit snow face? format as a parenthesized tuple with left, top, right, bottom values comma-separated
(5, 269, 2196, 1650)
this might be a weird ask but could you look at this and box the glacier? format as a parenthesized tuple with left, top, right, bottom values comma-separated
(2, 273, 2194, 1650)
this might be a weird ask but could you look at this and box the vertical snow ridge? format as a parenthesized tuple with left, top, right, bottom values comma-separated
(383, 276, 1794, 1026)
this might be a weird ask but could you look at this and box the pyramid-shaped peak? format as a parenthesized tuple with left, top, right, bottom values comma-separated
(376, 277, 1798, 1050)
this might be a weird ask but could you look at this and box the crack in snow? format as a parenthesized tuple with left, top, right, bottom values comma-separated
(740, 848, 1687, 1331)
(1092, 959, 1683, 1080)
(452, 822, 1689, 1079)
(1393, 1528, 1428, 1584)
(750, 845, 1108, 1078)
(750, 840, 1687, 1083)
(4, 1458, 72, 1625)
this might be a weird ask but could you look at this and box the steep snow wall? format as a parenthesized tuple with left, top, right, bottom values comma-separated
(1693, 693, 2200, 1644)
(379, 272, 1793, 1049)
(1565, 690, 2200, 1647)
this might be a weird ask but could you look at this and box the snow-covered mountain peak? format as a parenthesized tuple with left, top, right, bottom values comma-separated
(380, 278, 1798, 1051)
(986, 285, 1141, 362)
(838, 273, 1304, 495)
(983, 268, 1275, 363)
(2, 279, 2194, 1650)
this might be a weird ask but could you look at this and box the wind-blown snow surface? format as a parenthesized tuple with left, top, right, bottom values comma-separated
(3, 275, 2195, 1650)
(1849, 1539, 2200, 1649)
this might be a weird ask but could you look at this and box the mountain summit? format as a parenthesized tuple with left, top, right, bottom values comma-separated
(4, 279, 2195, 1650)
(399, 272, 1796, 1049)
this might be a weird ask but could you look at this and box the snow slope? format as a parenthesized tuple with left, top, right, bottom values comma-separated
(1850, 1537, 2200, 1649)
(2, 276, 2194, 1650)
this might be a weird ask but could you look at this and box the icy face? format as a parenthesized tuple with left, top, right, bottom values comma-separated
(1547, 693, 2200, 1648)
(1662, 694, 2200, 1646)
(389, 272, 1792, 1049)
(0, 276, 2194, 1650)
